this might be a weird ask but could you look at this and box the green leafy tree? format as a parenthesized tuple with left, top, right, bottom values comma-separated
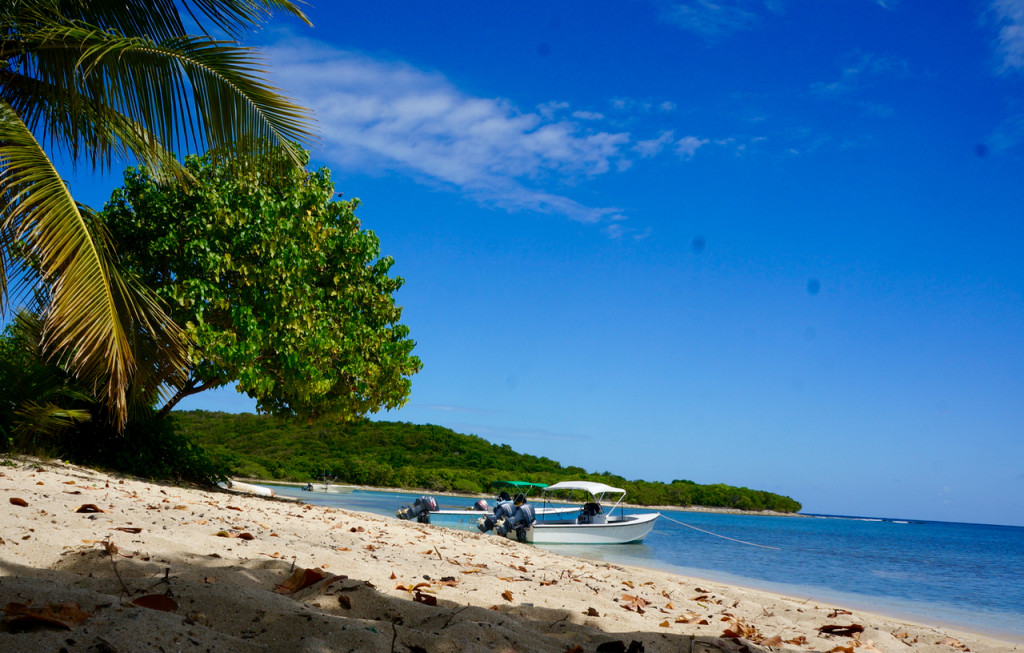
(100, 147, 422, 422)
(0, 0, 314, 428)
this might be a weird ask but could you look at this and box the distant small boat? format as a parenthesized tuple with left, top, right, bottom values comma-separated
(302, 471, 354, 494)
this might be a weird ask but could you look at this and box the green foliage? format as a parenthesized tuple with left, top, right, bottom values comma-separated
(64, 415, 229, 485)
(1, 0, 314, 430)
(0, 314, 226, 484)
(172, 410, 803, 512)
(100, 146, 421, 420)
(0, 311, 94, 454)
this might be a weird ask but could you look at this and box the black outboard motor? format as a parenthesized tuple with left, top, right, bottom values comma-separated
(477, 500, 515, 533)
(473, 499, 489, 512)
(494, 503, 537, 542)
(396, 496, 438, 524)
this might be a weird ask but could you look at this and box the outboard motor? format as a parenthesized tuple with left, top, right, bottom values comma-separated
(473, 499, 489, 512)
(494, 503, 537, 542)
(396, 496, 438, 524)
(477, 500, 515, 533)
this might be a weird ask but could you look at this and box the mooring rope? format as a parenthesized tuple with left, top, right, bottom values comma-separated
(659, 513, 781, 550)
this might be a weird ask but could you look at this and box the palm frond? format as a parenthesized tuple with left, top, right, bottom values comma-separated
(7, 22, 315, 169)
(2, 100, 134, 427)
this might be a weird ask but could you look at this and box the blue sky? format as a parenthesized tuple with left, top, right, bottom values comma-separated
(75, 1, 1024, 526)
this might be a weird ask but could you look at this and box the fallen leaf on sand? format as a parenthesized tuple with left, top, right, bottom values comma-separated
(819, 624, 865, 637)
(338, 595, 352, 610)
(659, 620, 671, 627)
(937, 637, 970, 651)
(3, 602, 91, 630)
(413, 591, 437, 606)
(114, 527, 143, 534)
(829, 608, 853, 618)
(9, 498, 28, 507)
(584, 607, 600, 617)
(274, 567, 329, 594)
(131, 594, 178, 612)
(502, 589, 514, 602)
(75, 504, 105, 513)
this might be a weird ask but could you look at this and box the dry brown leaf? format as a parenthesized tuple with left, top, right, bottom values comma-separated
(829, 647, 855, 653)
(829, 608, 853, 618)
(3, 602, 91, 629)
(9, 497, 28, 507)
(501, 589, 513, 602)
(659, 620, 671, 628)
(819, 624, 865, 637)
(413, 591, 438, 606)
(131, 594, 178, 612)
(786, 635, 809, 646)
(338, 595, 352, 610)
(937, 637, 970, 651)
(113, 527, 142, 534)
(584, 607, 600, 617)
(274, 567, 329, 594)
(75, 504, 105, 513)
(390, 571, 397, 580)
(761, 635, 784, 647)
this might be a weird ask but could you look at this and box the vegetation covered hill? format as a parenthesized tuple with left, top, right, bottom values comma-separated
(172, 410, 802, 512)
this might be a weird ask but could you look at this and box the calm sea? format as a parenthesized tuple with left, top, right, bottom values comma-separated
(267, 485, 1024, 641)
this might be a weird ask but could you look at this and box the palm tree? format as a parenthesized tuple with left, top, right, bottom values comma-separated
(0, 0, 316, 428)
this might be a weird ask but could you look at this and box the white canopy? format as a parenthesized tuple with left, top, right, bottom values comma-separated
(543, 481, 625, 495)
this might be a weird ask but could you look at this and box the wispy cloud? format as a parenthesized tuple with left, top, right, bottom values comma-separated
(656, 0, 761, 39)
(811, 52, 909, 97)
(676, 135, 710, 158)
(990, 0, 1024, 71)
(634, 130, 677, 157)
(989, 111, 1024, 151)
(653, 0, 781, 40)
(266, 39, 643, 226)
(449, 422, 589, 444)
(416, 404, 505, 416)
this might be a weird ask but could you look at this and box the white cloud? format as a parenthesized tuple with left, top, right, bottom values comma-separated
(812, 52, 909, 97)
(991, 0, 1024, 71)
(659, 0, 760, 38)
(634, 130, 677, 157)
(676, 135, 710, 159)
(654, 0, 780, 39)
(266, 40, 635, 225)
(572, 110, 606, 121)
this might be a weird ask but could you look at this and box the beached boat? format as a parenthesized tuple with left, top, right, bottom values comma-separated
(219, 480, 275, 497)
(483, 480, 660, 544)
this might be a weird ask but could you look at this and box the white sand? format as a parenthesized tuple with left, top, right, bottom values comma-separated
(1, 458, 1019, 653)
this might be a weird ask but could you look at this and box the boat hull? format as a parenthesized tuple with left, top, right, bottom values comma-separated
(517, 512, 660, 544)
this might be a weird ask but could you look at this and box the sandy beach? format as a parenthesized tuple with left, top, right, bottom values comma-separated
(1, 458, 1018, 653)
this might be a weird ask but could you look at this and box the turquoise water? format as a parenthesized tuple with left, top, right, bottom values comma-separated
(268, 485, 1024, 641)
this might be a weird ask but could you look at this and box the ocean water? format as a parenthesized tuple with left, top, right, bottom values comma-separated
(267, 485, 1024, 641)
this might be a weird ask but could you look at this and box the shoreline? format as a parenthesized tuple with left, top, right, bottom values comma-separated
(2, 459, 1018, 652)
(245, 478, 805, 518)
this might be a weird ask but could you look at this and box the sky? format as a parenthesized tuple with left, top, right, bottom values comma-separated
(68, 1, 1024, 526)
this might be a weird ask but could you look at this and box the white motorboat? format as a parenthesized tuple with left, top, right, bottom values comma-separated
(219, 480, 275, 497)
(504, 481, 659, 544)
